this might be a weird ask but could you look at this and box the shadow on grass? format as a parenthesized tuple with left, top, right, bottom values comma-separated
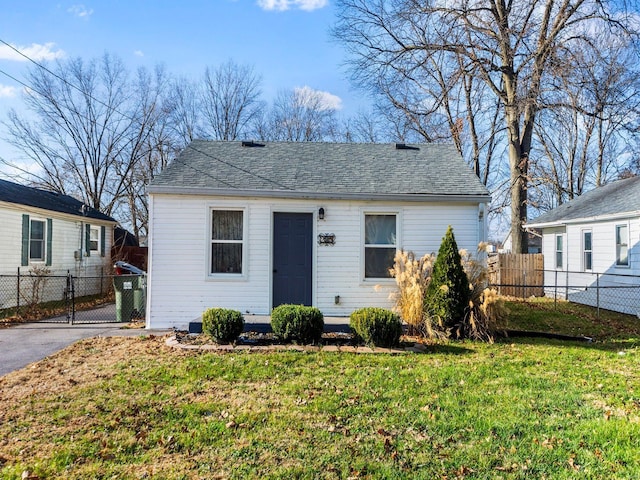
(420, 343, 476, 355)
(496, 331, 639, 352)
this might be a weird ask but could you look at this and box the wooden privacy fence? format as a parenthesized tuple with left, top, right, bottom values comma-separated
(488, 253, 544, 297)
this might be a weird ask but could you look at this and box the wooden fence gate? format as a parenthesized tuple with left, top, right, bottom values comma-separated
(488, 253, 544, 297)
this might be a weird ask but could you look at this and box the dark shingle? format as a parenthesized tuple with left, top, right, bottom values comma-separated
(0, 178, 116, 222)
(528, 176, 640, 226)
(150, 141, 490, 198)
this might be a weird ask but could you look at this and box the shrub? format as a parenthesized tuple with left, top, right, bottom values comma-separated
(350, 307, 402, 347)
(389, 250, 434, 336)
(460, 244, 507, 342)
(271, 304, 324, 344)
(424, 226, 470, 337)
(202, 308, 244, 344)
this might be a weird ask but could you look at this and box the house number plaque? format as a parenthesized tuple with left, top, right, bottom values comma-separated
(318, 233, 336, 246)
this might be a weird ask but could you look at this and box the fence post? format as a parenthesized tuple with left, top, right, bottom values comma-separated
(523, 271, 527, 299)
(596, 273, 600, 319)
(16, 267, 20, 315)
(66, 271, 72, 324)
(565, 270, 569, 300)
(554, 270, 558, 310)
(71, 273, 76, 325)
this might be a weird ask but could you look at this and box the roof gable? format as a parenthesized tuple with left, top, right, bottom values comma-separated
(149, 141, 490, 200)
(528, 176, 640, 226)
(0, 178, 116, 223)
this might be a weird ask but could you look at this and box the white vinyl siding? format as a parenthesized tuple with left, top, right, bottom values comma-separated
(0, 202, 114, 276)
(147, 195, 484, 329)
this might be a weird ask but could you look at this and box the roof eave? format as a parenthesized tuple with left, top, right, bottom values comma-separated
(146, 185, 491, 204)
(527, 209, 640, 229)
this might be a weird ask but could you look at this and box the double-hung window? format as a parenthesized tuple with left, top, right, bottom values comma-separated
(30, 219, 46, 262)
(210, 209, 244, 274)
(364, 213, 397, 279)
(555, 234, 563, 269)
(89, 226, 100, 253)
(616, 224, 629, 266)
(582, 230, 592, 271)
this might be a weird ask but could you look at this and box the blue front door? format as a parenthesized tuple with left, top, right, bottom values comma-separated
(273, 212, 313, 307)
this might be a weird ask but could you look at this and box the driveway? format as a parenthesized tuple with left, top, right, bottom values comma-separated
(0, 311, 170, 377)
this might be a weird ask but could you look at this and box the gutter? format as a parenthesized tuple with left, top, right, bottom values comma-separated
(146, 185, 491, 204)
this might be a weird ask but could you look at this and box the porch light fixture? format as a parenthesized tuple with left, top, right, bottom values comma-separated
(318, 207, 325, 220)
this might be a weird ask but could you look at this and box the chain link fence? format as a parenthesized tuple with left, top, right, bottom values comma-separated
(0, 267, 143, 324)
(489, 268, 640, 317)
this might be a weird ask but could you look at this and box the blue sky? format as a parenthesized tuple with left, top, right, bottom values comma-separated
(0, 0, 367, 168)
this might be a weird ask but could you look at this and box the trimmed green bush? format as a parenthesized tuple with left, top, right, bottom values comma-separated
(202, 308, 244, 344)
(350, 307, 402, 347)
(271, 304, 324, 344)
(424, 225, 470, 336)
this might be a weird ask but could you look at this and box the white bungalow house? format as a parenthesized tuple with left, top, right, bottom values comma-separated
(526, 175, 640, 315)
(0, 179, 117, 307)
(146, 141, 491, 329)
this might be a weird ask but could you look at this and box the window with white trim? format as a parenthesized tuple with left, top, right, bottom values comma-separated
(364, 214, 397, 279)
(210, 209, 244, 274)
(30, 219, 46, 261)
(616, 224, 629, 266)
(555, 234, 563, 269)
(582, 230, 592, 271)
(89, 226, 100, 252)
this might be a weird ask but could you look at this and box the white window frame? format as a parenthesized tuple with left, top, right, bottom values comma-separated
(582, 229, 593, 272)
(555, 234, 563, 270)
(89, 226, 100, 253)
(615, 224, 629, 267)
(362, 211, 400, 282)
(29, 218, 46, 262)
(208, 207, 247, 278)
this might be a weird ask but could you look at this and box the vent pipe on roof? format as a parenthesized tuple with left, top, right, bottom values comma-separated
(241, 140, 265, 147)
(395, 143, 419, 150)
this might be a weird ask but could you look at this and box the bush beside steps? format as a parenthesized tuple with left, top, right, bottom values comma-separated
(271, 304, 324, 344)
(202, 308, 244, 344)
(350, 307, 402, 348)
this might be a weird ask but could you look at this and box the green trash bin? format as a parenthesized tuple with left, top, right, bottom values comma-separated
(113, 275, 138, 322)
(133, 275, 146, 318)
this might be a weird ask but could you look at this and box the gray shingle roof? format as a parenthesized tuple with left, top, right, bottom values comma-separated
(149, 141, 490, 200)
(527, 175, 640, 226)
(0, 178, 116, 222)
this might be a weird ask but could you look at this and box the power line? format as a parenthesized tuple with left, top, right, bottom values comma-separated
(0, 39, 292, 191)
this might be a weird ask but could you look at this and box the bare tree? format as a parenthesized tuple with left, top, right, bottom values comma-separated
(2, 54, 173, 239)
(254, 88, 338, 141)
(334, 0, 640, 252)
(202, 60, 264, 141)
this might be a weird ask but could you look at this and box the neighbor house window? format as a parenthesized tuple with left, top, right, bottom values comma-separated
(210, 209, 244, 274)
(582, 230, 592, 271)
(89, 226, 100, 252)
(616, 224, 629, 266)
(555, 234, 563, 269)
(30, 219, 46, 261)
(364, 214, 397, 279)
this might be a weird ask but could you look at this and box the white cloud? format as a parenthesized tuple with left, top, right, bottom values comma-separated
(68, 4, 94, 18)
(294, 86, 342, 110)
(0, 84, 17, 98)
(257, 0, 328, 11)
(134, 50, 144, 57)
(0, 42, 65, 62)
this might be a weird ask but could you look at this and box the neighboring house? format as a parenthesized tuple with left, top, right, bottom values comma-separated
(500, 228, 542, 253)
(0, 178, 117, 279)
(146, 141, 491, 329)
(526, 175, 640, 315)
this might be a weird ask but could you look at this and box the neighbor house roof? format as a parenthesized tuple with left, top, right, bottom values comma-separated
(527, 175, 640, 227)
(148, 141, 491, 202)
(0, 178, 116, 222)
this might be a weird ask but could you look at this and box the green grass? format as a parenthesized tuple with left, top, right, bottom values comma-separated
(0, 299, 639, 479)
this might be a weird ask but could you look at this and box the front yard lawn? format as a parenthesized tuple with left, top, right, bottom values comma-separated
(0, 299, 638, 479)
